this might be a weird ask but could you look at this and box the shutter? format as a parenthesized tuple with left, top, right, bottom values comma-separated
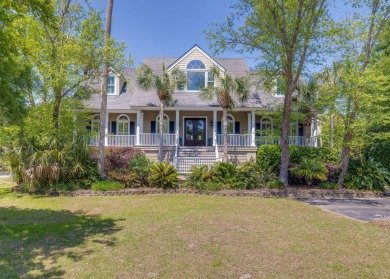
(151, 121, 156, 133)
(169, 121, 175, 134)
(298, 123, 304, 137)
(130, 121, 135, 135)
(217, 121, 222, 134)
(111, 121, 117, 135)
(235, 122, 240, 134)
(86, 121, 91, 132)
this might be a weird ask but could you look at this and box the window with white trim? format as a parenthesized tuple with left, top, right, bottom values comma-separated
(117, 114, 130, 135)
(260, 118, 273, 136)
(156, 114, 169, 134)
(276, 78, 284, 96)
(289, 121, 298, 136)
(178, 60, 215, 91)
(91, 115, 100, 133)
(108, 76, 115, 94)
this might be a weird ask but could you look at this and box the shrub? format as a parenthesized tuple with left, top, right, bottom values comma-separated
(289, 157, 328, 187)
(345, 158, 390, 192)
(128, 153, 153, 186)
(319, 182, 339, 190)
(91, 180, 124, 191)
(98, 147, 144, 172)
(107, 169, 137, 187)
(364, 139, 390, 171)
(5, 135, 98, 191)
(186, 162, 266, 190)
(325, 164, 340, 183)
(266, 180, 286, 189)
(51, 183, 81, 191)
(256, 144, 339, 176)
(149, 161, 178, 189)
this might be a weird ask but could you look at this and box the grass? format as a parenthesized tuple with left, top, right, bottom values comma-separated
(0, 178, 390, 278)
(91, 180, 124, 191)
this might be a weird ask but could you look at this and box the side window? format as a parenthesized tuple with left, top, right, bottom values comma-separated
(108, 76, 115, 94)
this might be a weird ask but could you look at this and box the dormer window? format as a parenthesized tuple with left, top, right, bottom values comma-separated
(108, 76, 115, 94)
(187, 60, 206, 91)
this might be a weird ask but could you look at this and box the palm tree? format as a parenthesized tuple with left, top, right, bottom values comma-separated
(201, 66, 250, 162)
(98, 0, 114, 177)
(137, 64, 184, 161)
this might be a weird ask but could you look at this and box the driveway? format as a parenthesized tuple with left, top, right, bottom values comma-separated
(298, 198, 390, 221)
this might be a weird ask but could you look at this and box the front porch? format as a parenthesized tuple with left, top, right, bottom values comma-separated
(88, 109, 320, 172)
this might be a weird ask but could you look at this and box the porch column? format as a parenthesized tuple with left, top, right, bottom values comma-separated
(311, 114, 318, 147)
(213, 110, 217, 146)
(136, 110, 141, 145)
(175, 110, 180, 145)
(105, 112, 109, 146)
(251, 111, 256, 146)
(247, 113, 251, 132)
(140, 112, 144, 134)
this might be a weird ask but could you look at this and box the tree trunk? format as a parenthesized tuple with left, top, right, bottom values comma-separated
(159, 99, 164, 161)
(52, 90, 62, 130)
(222, 107, 228, 162)
(98, 0, 114, 177)
(279, 74, 294, 185)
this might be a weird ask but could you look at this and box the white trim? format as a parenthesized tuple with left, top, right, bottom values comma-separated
(182, 116, 208, 146)
(116, 114, 130, 135)
(167, 45, 225, 73)
(155, 113, 170, 134)
(91, 114, 100, 133)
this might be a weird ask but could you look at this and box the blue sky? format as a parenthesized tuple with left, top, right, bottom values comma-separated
(90, 0, 354, 69)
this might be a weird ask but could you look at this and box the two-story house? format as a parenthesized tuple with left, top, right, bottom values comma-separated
(85, 45, 320, 173)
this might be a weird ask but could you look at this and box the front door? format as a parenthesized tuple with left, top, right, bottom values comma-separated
(184, 118, 206, 146)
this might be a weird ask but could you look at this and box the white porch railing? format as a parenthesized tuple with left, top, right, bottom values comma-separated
(89, 135, 99, 146)
(107, 135, 136, 146)
(216, 134, 252, 146)
(139, 133, 159, 146)
(162, 134, 176, 146)
(256, 136, 321, 147)
(176, 157, 222, 174)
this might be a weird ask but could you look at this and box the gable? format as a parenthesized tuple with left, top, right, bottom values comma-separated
(167, 45, 225, 72)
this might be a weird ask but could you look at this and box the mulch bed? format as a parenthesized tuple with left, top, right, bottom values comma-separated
(13, 186, 384, 199)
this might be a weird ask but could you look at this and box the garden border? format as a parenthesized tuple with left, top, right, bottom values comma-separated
(14, 187, 384, 199)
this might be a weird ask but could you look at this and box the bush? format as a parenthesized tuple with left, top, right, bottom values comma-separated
(345, 158, 390, 192)
(91, 147, 143, 172)
(128, 153, 153, 186)
(266, 180, 286, 189)
(186, 162, 267, 190)
(149, 161, 179, 189)
(191, 181, 223, 192)
(289, 157, 328, 187)
(5, 135, 98, 191)
(107, 169, 137, 187)
(256, 144, 339, 176)
(319, 182, 339, 190)
(91, 180, 124, 191)
(325, 164, 340, 183)
(364, 139, 390, 171)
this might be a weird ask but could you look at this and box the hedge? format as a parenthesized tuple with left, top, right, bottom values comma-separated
(256, 144, 339, 174)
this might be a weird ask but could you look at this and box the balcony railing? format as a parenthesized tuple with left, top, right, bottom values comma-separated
(107, 135, 136, 146)
(216, 134, 252, 146)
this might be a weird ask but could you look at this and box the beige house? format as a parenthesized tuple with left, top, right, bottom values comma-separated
(85, 45, 320, 173)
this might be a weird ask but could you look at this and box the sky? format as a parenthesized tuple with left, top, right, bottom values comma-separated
(90, 0, 356, 70)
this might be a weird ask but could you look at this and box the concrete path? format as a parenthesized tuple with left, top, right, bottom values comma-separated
(0, 173, 11, 178)
(298, 198, 390, 221)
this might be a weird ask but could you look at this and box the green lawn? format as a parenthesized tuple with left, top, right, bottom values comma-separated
(1, 179, 389, 278)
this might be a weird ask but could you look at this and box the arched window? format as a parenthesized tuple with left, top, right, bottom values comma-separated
(260, 118, 273, 136)
(221, 114, 235, 134)
(91, 115, 100, 133)
(117, 114, 130, 135)
(186, 60, 206, 91)
(156, 114, 169, 134)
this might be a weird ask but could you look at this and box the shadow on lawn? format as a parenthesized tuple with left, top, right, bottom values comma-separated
(0, 206, 122, 278)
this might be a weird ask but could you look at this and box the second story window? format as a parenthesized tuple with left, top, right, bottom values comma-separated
(108, 76, 115, 94)
(187, 60, 206, 91)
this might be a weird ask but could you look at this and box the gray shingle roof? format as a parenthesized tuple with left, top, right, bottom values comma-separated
(84, 57, 283, 110)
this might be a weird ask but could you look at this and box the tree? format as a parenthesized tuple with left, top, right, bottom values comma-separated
(0, 0, 53, 123)
(206, 0, 329, 185)
(201, 66, 250, 162)
(328, 0, 390, 186)
(98, 0, 114, 177)
(137, 64, 185, 161)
